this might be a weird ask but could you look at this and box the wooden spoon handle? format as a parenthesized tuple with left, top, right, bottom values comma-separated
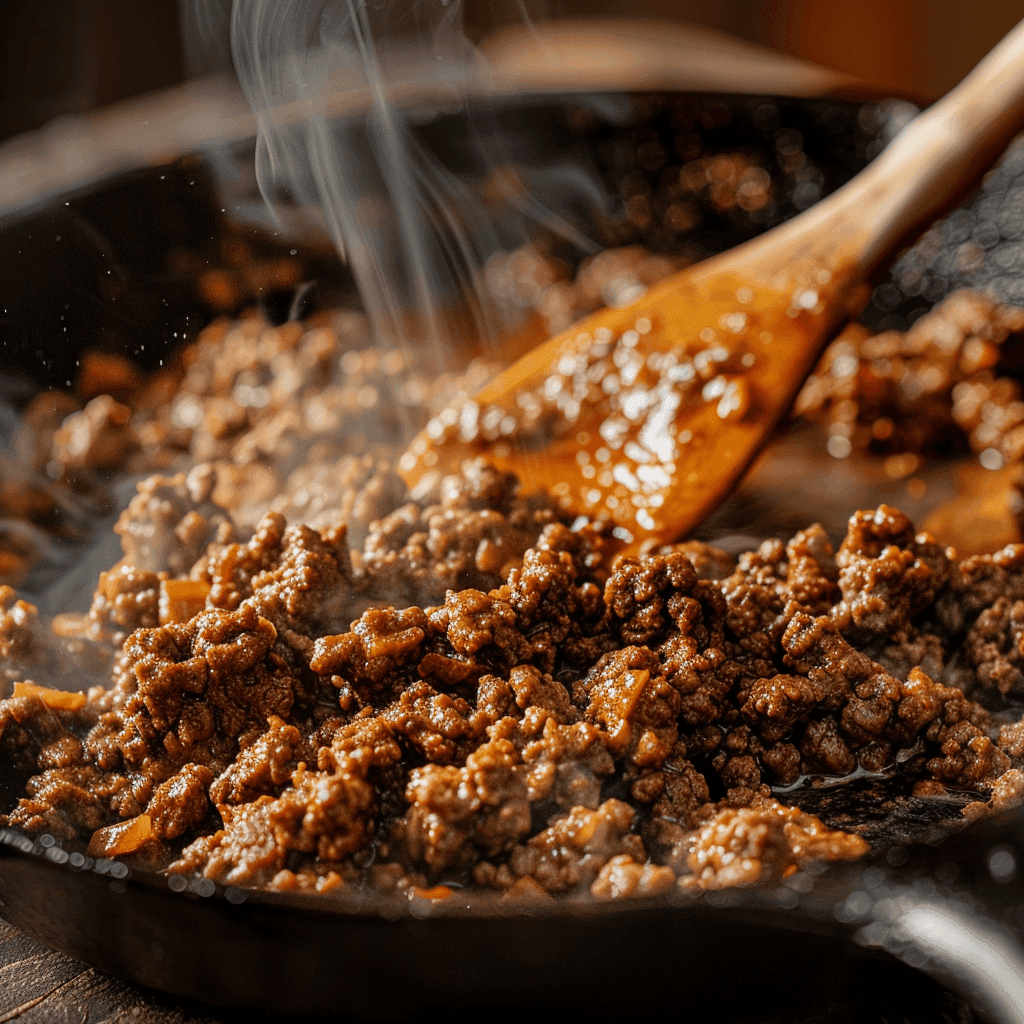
(748, 18, 1024, 288)
(855, 16, 1024, 268)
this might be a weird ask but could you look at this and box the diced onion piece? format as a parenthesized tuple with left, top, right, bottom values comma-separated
(410, 884, 452, 901)
(159, 579, 211, 624)
(87, 814, 154, 857)
(12, 681, 86, 711)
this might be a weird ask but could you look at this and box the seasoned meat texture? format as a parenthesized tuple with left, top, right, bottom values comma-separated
(7, 765, 141, 842)
(361, 461, 566, 608)
(68, 563, 163, 650)
(7, 467, 1024, 897)
(269, 454, 406, 549)
(51, 394, 138, 483)
(172, 714, 401, 886)
(209, 714, 303, 806)
(246, 520, 358, 638)
(117, 604, 314, 781)
(832, 505, 952, 640)
(115, 465, 234, 577)
(10, 205, 1024, 905)
(965, 596, 1024, 697)
(146, 763, 215, 840)
(796, 290, 1024, 461)
(682, 799, 869, 890)
(0, 586, 49, 691)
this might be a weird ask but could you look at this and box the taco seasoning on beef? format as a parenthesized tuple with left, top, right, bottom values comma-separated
(4, 277, 1024, 900)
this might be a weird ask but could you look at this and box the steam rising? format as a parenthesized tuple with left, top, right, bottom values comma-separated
(11, 0, 611, 662)
(226, 0, 596, 390)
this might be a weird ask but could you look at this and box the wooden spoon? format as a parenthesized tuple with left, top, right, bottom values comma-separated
(399, 21, 1024, 551)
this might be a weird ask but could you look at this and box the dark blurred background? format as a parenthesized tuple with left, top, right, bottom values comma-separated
(0, 0, 185, 141)
(3, 0, 1024, 146)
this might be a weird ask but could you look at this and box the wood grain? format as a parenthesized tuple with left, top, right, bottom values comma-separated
(0, 919, 362, 1024)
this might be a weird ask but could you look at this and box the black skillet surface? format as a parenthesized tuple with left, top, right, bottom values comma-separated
(0, 817, 1013, 1022)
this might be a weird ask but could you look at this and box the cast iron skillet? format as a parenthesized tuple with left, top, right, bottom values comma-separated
(2, 789, 1024, 1020)
(3, 89, 1022, 1020)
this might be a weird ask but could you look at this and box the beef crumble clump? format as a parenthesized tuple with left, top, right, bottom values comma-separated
(114, 464, 235, 577)
(796, 290, 1024, 461)
(0, 586, 50, 689)
(5, 477, 1024, 899)
(4, 276, 1024, 900)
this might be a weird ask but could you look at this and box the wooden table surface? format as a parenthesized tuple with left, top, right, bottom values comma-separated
(0, 919, 363, 1024)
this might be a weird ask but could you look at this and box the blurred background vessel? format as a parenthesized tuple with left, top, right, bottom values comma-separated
(4, 0, 1024, 148)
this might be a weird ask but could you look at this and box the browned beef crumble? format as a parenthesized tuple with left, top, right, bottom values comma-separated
(796, 291, 1024, 464)
(5, 283, 1024, 900)
(5, 452, 1024, 898)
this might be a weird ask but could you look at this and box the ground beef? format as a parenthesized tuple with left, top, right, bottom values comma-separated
(0, 295, 508, 591)
(269, 453, 406, 548)
(0, 586, 48, 691)
(965, 596, 1024, 697)
(0, 691, 94, 780)
(503, 799, 643, 893)
(10, 277, 1024, 902)
(590, 853, 676, 899)
(795, 290, 1024, 462)
(146, 762, 215, 840)
(660, 539, 736, 581)
(682, 799, 869, 890)
(832, 506, 952, 640)
(397, 733, 532, 875)
(6, 761, 139, 843)
(64, 562, 164, 652)
(209, 714, 303, 806)
(6, 485, 1024, 901)
(50, 394, 138, 483)
(246, 521, 358, 638)
(114, 465, 234, 577)
(0, 586, 114, 696)
(360, 460, 565, 608)
(41, 601, 318, 834)
(173, 714, 401, 887)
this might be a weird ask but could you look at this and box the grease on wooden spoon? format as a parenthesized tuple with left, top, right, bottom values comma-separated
(400, 20, 1024, 550)
(401, 269, 844, 546)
